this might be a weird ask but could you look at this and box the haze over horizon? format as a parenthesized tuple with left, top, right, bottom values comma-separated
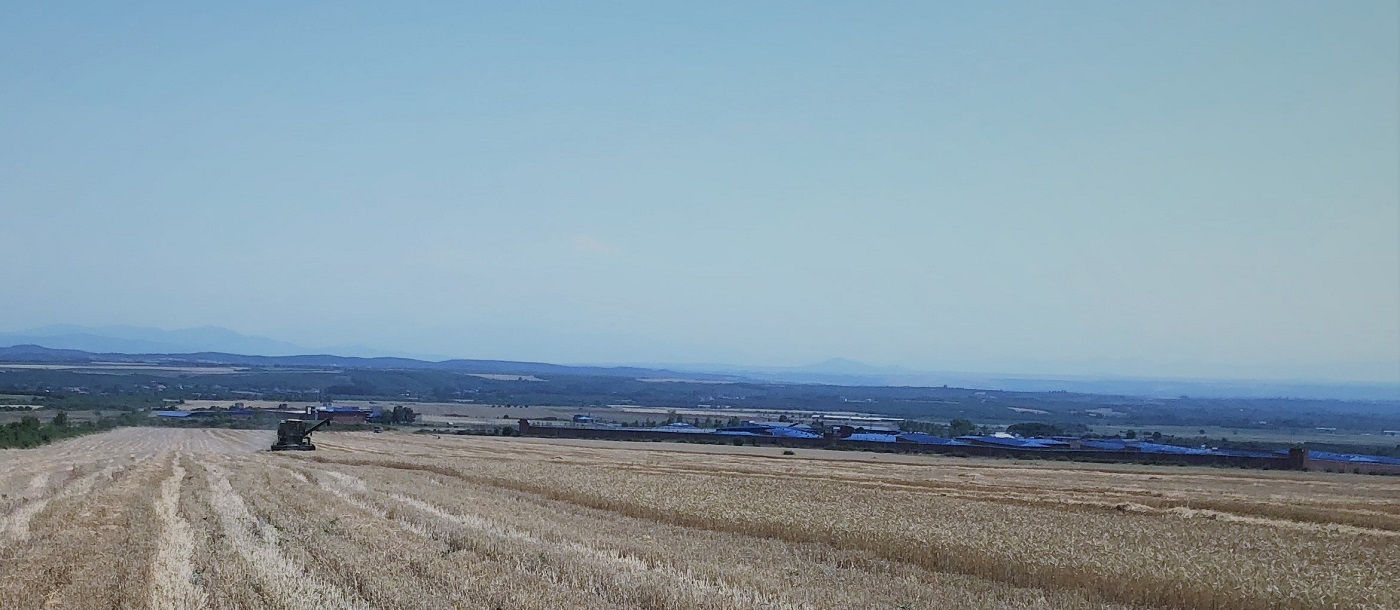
(3, 2, 1398, 384)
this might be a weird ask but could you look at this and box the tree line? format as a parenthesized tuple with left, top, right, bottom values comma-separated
(0, 411, 145, 449)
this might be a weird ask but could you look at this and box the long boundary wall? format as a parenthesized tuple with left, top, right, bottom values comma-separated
(1306, 459, 1400, 475)
(513, 424, 1304, 470)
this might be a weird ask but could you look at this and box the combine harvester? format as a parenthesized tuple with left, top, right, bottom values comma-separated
(270, 417, 331, 451)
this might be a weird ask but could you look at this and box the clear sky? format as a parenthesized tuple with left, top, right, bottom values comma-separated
(2, 1, 1397, 382)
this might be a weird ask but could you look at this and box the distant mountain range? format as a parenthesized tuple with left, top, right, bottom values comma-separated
(0, 324, 443, 360)
(0, 343, 737, 381)
(1, 325, 1396, 401)
(0, 324, 305, 356)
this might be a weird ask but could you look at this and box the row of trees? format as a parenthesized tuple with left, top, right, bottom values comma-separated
(376, 405, 418, 425)
(900, 418, 982, 437)
(0, 411, 143, 449)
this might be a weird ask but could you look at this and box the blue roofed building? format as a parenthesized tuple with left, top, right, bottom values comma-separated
(896, 433, 967, 446)
(716, 421, 822, 438)
(317, 406, 372, 423)
(1081, 439, 1130, 451)
(1294, 450, 1400, 465)
(844, 432, 898, 443)
(635, 422, 717, 434)
(958, 434, 1072, 449)
(767, 426, 822, 439)
(1131, 442, 1215, 455)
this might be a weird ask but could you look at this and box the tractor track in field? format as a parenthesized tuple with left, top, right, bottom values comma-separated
(148, 454, 205, 610)
(308, 465, 811, 610)
(201, 460, 371, 610)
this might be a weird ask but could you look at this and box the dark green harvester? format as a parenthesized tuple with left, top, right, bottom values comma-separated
(270, 418, 331, 451)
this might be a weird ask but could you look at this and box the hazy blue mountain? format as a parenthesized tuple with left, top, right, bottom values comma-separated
(787, 357, 915, 376)
(0, 324, 309, 356)
(3, 327, 1395, 401)
(0, 325, 463, 361)
(0, 344, 740, 382)
(0, 332, 188, 354)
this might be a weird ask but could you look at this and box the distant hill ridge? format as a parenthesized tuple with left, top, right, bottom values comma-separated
(0, 324, 462, 360)
(0, 344, 738, 381)
(2, 326, 1397, 400)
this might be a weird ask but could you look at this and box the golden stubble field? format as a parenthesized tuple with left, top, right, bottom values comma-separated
(1, 429, 1396, 610)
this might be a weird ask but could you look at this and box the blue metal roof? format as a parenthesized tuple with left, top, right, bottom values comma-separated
(960, 435, 1032, 447)
(714, 423, 823, 438)
(153, 410, 195, 417)
(634, 424, 718, 434)
(897, 433, 967, 446)
(1292, 450, 1400, 465)
(717, 425, 780, 435)
(955, 435, 1071, 448)
(1133, 442, 1215, 455)
(767, 427, 822, 439)
(846, 432, 898, 442)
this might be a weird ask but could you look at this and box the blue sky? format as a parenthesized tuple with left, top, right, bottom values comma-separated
(2, 1, 1397, 382)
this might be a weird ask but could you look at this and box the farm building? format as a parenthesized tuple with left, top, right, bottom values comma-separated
(958, 434, 1072, 449)
(895, 433, 967, 446)
(844, 432, 898, 442)
(509, 417, 1395, 471)
(636, 422, 716, 434)
(1296, 450, 1400, 465)
(153, 410, 198, 419)
(814, 415, 904, 431)
(152, 409, 255, 419)
(716, 421, 823, 438)
(316, 406, 373, 424)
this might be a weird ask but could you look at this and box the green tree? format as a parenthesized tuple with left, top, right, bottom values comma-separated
(948, 418, 977, 437)
(385, 405, 417, 424)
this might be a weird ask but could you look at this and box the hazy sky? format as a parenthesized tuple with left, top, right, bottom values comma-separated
(3, 2, 1398, 382)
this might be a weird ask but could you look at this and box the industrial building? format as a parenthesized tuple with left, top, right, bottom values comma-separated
(512, 418, 1400, 472)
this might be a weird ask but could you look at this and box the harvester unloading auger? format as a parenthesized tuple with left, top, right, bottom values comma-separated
(270, 418, 331, 451)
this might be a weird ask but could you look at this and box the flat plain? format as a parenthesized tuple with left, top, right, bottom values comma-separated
(1, 428, 1396, 609)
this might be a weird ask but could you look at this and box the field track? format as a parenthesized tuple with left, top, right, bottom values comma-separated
(1, 428, 1396, 609)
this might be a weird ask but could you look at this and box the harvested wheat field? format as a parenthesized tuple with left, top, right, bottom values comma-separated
(1, 429, 1397, 610)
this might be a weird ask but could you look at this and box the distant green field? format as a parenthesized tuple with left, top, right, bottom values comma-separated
(0, 409, 117, 425)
